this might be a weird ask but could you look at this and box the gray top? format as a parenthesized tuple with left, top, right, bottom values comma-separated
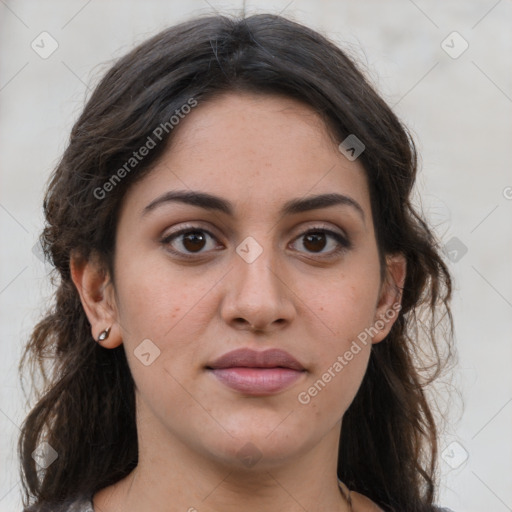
(68, 497, 94, 512)
(24, 496, 94, 512)
(66, 497, 93, 512)
(27, 495, 454, 511)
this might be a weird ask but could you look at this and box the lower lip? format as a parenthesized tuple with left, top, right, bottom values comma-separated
(209, 367, 304, 395)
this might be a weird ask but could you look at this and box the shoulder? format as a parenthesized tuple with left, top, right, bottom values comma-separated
(350, 493, 455, 512)
(338, 481, 384, 512)
(23, 495, 94, 512)
(340, 483, 454, 512)
(350, 490, 385, 511)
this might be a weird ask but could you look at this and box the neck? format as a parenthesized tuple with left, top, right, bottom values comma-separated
(94, 405, 350, 512)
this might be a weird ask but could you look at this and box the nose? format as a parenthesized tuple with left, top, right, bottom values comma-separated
(220, 242, 296, 334)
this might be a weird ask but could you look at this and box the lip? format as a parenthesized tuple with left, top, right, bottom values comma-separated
(206, 348, 306, 395)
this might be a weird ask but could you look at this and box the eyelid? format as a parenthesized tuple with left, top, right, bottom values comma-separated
(160, 222, 220, 246)
(290, 222, 347, 239)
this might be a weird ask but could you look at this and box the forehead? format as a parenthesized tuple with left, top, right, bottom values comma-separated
(121, 92, 372, 222)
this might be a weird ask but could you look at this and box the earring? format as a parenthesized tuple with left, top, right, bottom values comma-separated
(97, 327, 111, 342)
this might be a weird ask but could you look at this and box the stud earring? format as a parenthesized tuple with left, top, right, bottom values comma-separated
(97, 327, 111, 342)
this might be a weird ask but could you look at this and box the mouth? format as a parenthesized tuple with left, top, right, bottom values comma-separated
(206, 348, 306, 396)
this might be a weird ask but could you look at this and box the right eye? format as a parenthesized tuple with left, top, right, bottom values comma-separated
(161, 225, 223, 259)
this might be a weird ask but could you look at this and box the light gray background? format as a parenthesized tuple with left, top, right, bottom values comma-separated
(1, 1, 511, 511)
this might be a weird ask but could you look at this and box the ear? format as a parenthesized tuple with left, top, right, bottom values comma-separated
(70, 250, 123, 348)
(371, 253, 407, 344)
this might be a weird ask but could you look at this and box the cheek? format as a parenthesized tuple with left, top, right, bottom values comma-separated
(294, 267, 379, 406)
(112, 253, 221, 388)
(295, 298, 372, 427)
(113, 247, 206, 338)
(305, 269, 380, 345)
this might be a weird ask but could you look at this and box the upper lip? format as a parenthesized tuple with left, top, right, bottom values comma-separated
(206, 348, 305, 371)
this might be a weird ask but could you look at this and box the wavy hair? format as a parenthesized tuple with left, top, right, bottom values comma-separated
(18, 13, 455, 512)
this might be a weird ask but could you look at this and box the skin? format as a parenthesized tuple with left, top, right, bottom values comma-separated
(71, 92, 405, 512)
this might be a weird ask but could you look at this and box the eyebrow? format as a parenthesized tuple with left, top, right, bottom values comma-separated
(142, 190, 365, 223)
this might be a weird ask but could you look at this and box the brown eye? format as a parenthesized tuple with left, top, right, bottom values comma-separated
(290, 228, 351, 257)
(161, 227, 221, 258)
(303, 232, 328, 252)
(181, 231, 207, 252)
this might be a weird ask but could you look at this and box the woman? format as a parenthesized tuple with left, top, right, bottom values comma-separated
(18, 13, 455, 512)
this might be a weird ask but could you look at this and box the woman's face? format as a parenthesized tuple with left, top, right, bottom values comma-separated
(98, 92, 405, 470)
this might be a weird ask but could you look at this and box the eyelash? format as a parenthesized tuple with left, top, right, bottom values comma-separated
(160, 223, 352, 260)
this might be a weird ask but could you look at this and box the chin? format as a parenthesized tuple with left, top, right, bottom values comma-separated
(197, 419, 309, 471)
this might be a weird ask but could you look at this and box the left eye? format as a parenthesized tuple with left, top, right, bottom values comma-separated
(289, 229, 351, 257)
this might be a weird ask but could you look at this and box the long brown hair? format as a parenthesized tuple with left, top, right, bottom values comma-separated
(18, 13, 455, 512)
